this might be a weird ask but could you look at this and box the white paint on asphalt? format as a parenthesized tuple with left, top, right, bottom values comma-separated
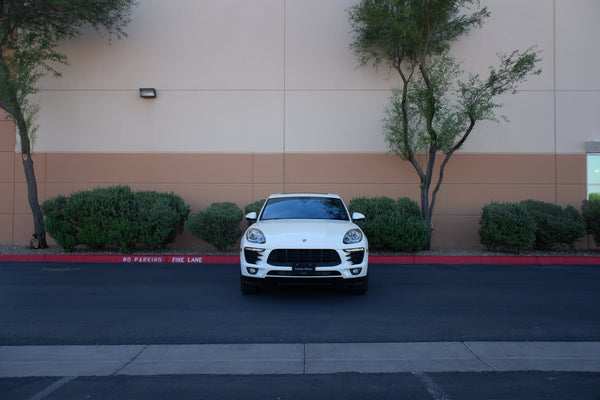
(27, 376, 76, 400)
(413, 372, 452, 400)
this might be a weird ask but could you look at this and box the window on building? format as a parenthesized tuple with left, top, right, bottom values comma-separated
(588, 153, 600, 200)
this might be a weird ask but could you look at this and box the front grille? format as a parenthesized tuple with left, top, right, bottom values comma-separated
(267, 270, 342, 277)
(267, 249, 341, 267)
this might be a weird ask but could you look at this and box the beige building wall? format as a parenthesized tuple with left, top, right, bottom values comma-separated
(2, 0, 599, 247)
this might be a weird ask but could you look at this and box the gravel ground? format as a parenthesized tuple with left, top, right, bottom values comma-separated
(1, 243, 598, 257)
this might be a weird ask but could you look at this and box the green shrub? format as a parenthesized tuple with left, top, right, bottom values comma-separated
(520, 200, 585, 250)
(349, 196, 397, 251)
(349, 196, 428, 252)
(589, 192, 600, 202)
(479, 202, 536, 253)
(561, 206, 587, 247)
(68, 186, 138, 252)
(41, 195, 77, 252)
(244, 199, 266, 215)
(395, 197, 423, 217)
(42, 186, 189, 253)
(582, 199, 600, 246)
(135, 191, 190, 249)
(186, 202, 243, 251)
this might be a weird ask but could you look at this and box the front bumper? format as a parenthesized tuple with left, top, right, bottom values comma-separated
(240, 247, 369, 280)
(241, 274, 368, 289)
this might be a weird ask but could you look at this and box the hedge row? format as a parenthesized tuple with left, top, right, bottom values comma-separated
(582, 199, 600, 247)
(185, 202, 243, 251)
(182, 199, 267, 252)
(42, 186, 249, 253)
(42, 186, 189, 253)
(348, 196, 429, 252)
(183, 196, 430, 253)
(42, 187, 600, 254)
(187, 196, 431, 253)
(478, 200, 587, 253)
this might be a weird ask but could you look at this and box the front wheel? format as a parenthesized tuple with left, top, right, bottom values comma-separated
(348, 275, 368, 295)
(240, 275, 258, 294)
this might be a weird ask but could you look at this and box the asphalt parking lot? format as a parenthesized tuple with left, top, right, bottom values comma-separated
(1, 261, 599, 399)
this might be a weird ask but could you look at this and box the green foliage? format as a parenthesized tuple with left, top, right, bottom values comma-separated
(186, 202, 244, 251)
(349, 196, 429, 252)
(589, 192, 600, 202)
(67, 186, 137, 252)
(348, 0, 489, 69)
(480, 200, 586, 253)
(582, 199, 600, 247)
(520, 200, 585, 250)
(349, 0, 541, 250)
(135, 191, 190, 249)
(561, 206, 587, 246)
(0, 1, 138, 248)
(41, 186, 189, 253)
(0, 0, 138, 148)
(479, 202, 536, 254)
(244, 199, 266, 215)
(41, 195, 77, 251)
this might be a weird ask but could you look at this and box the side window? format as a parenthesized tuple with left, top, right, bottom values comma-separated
(588, 153, 600, 200)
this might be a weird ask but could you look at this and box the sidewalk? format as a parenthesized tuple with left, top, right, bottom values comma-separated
(1, 342, 599, 377)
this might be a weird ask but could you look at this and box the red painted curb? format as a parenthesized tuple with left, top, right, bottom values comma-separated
(0, 254, 241, 264)
(0, 254, 598, 265)
(412, 256, 540, 265)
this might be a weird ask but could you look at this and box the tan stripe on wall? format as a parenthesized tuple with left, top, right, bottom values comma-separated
(0, 152, 587, 247)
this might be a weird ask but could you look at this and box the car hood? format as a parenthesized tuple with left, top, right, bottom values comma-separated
(252, 219, 364, 249)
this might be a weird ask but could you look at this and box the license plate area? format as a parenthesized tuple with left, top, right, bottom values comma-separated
(292, 264, 315, 275)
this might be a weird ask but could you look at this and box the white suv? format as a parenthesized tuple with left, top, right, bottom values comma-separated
(240, 193, 369, 294)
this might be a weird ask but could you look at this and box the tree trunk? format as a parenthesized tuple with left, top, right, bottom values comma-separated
(21, 152, 47, 248)
(420, 178, 433, 251)
(15, 112, 48, 249)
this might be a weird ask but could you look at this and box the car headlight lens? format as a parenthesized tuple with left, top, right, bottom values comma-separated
(246, 228, 266, 244)
(343, 228, 363, 244)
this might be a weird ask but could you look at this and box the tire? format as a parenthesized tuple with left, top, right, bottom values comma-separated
(349, 275, 368, 295)
(240, 275, 258, 294)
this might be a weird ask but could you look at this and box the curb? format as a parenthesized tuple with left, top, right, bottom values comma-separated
(0, 254, 599, 265)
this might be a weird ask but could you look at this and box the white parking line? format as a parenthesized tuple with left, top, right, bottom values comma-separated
(413, 372, 452, 400)
(27, 376, 76, 400)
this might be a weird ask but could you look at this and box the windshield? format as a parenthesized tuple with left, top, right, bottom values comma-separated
(260, 197, 350, 221)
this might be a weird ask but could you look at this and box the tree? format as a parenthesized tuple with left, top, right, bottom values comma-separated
(348, 0, 541, 249)
(0, 0, 137, 248)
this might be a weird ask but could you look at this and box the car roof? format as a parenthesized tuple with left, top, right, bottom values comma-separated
(266, 193, 343, 200)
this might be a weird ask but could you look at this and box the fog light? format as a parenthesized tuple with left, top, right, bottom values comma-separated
(246, 267, 258, 275)
(350, 268, 362, 276)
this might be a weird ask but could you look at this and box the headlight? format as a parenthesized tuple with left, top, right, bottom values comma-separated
(246, 228, 266, 244)
(343, 228, 363, 244)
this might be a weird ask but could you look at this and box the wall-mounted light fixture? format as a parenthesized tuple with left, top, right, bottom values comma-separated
(139, 88, 157, 98)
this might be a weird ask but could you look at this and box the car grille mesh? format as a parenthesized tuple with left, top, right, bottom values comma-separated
(346, 250, 365, 265)
(267, 249, 341, 267)
(244, 248, 263, 264)
(267, 270, 342, 277)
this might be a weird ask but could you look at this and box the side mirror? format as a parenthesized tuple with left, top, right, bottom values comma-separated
(245, 212, 258, 223)
(352, 212, 365, 221)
